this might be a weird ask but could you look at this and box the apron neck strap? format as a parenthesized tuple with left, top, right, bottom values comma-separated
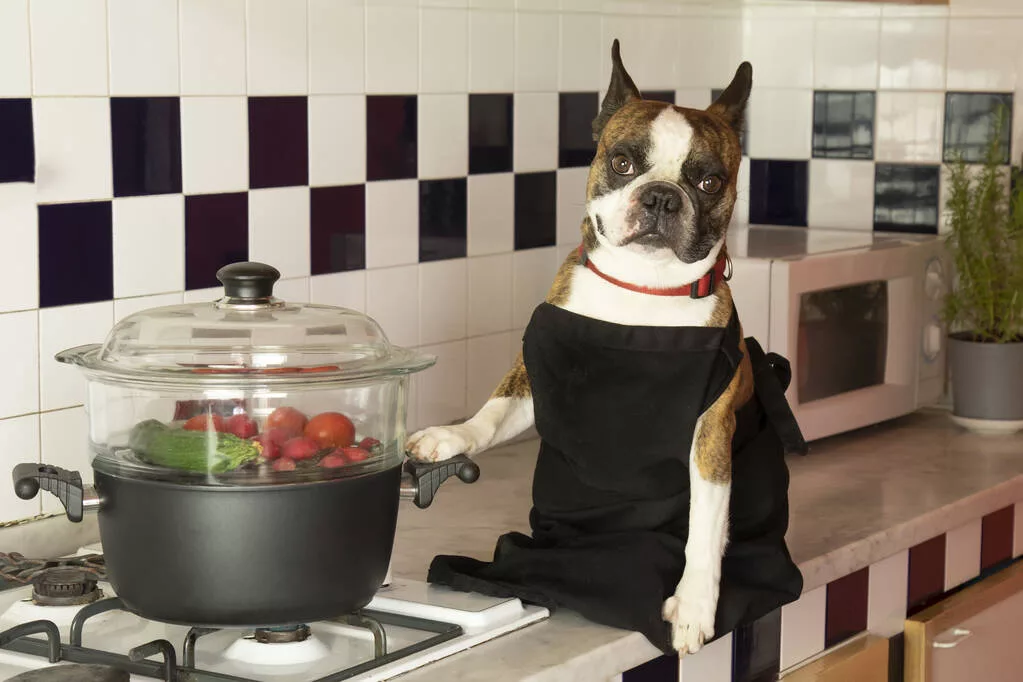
(577, 246, 729, 299)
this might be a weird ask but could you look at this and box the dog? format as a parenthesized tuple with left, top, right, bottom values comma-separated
(408, 41, 755, 655)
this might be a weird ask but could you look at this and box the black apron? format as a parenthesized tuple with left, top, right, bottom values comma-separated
(427, 302, 806, 654)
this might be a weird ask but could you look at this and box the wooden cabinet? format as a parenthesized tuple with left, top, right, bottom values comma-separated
(905, 560, 1023, 682)
(780, 635, 889, 682)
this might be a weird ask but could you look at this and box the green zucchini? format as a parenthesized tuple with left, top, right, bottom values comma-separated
(129, 419, 260, 473)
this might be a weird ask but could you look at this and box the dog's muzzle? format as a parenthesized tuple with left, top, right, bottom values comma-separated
(639, 181, 684, 216)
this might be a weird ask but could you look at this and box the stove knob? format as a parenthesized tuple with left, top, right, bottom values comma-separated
(923, 320, 943, 362)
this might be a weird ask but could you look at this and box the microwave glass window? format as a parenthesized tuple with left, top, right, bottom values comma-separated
(797, 282, 889, 403)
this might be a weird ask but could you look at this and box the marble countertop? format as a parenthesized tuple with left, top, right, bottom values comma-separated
(390, 408, 1023, 682)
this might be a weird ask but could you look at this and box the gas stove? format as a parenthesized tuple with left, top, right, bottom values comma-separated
(0, 547, 549, 681)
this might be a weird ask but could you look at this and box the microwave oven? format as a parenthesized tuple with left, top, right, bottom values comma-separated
(726, 224, 949, 443)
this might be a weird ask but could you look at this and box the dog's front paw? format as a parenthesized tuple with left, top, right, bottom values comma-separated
(662, 569, 718, 655)
(406, 425, 476, 462)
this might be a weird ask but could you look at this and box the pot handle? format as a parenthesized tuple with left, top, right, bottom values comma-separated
(12, 463, 98, 523)
(400, 455, 480, 509)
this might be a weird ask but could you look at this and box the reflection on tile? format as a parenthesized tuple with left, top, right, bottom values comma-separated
(749, 160, 808, 227)
(367, 95, 418, 182)
(310, 184, 365, 275)
(731, 608, 781, 682)
(981, 505, 1015, 572)
(943, 92, 1013, 163)
(420, 178, 468, 262)
(824, 567, 868, 648)
(110, 97, 182, 198)
(559, 92, 598, 168)
(469, 94, 513, 175)
(712, 87, 748, 156)
(874, 164, 940, 234)
(812, 91, 876, 159)
(907, 533, 946, 615)
(514, 172, 556, 250)
(184, 192, 248, 290)
(38, 202, 113, 308)
(0, 98, 33, 182)
(875, 91, 944, 163)
(248, 96, 309, 189)
(879, 17, 947, 91)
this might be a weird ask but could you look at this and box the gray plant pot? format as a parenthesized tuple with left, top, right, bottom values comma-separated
(948, 334, 1023, 433)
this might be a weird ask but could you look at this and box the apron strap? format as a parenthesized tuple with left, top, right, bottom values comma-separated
(745, 337, 809, 456)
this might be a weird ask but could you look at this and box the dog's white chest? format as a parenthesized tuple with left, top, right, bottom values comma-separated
(561, 266, 719, 327)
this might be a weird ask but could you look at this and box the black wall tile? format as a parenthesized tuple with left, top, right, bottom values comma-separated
(311, 184, 365, 274)
(110, 97, 182, 198)
(907, 534, 946, 616)
(419, 178, 467, 262)
(38, 201, 113, 308)
(732, 608, 781, 682)
(184, 193, 248, 290)
(943, 92, 1013, 163)
(514, 171, 556, 250)
(643, 90, 675, 104)
(825, 567, 869, 648)
(813, 91, 875, 160)
(749, 159, 808, 227)
(469, 94, 513, 175)
(249, 96, 309, 189)
(981, 506, 1015, 572)
(366, 95, 418, 182)
(873, 164, 940, 234)
(559, 92, 598, 168)
(0, 99, 34, 183)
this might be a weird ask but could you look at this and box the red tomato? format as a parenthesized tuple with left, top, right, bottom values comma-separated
(225, 414, 258, 439)
(319, 452, 349, 469)
(265, 407, 308, 437)
(357, 437, 380, 451)
(282, 437, 320, 461)
(303, 412, 356, 449)
(271, 458, 297, 472)
(183, 414, 224, 432)
(340, 446, 370, 462)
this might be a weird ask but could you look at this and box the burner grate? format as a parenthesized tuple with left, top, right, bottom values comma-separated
(0, 553, 106, 587)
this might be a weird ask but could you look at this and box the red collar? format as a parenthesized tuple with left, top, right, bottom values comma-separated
(577, 245, 728, 299)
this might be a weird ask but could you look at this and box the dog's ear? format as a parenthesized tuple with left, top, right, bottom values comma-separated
(592, 39, 641, 142)
(707, 62, 753, 134)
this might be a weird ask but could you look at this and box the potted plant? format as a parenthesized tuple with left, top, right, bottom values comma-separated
(943, 108, 1023, 434)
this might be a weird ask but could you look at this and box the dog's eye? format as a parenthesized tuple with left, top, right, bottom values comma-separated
(610, 154, 634, 176)
(699, 176, 723, 194)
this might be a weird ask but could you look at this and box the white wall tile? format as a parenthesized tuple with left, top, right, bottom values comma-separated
(246, 0, 308, 96)
(468, 254, 512, 336)
(516, 12, 559, 92)
(112, 195, 185, 298)
(0, 311, 38, 420)
(947, 18, 1023, 91)
(879, 17, 948, 90)
(748, 89, 813, 160)
(183, 286, 222, 304)
(469, 10, 515, 92)
(559, 13, 602, 92)
(420, 7, 468, 93)
(366, 265, 419, 349)
(365, 180, 419, 269)
(814, 18, 880, 90)
(467, 332, 512, 411)
(808, 160, 875, 231)
(114, 292, 184, 324)
(30, 0, 107, 96)
(417, 340, 468, 427)
(676, 89, 712, 109)
(867, 550, 909, 637)
(678, 17, 744, 89)
(309, 95, 366, 186)
(601, 15, 679, 92)
(420, 258, 469, 345)
(366, 4, 419, 94)
(945, 519, 982, 591)
(309, 0, 365, 95)
(108, 0, 179, 96)
(32, 98, 112, 204)
(514, 93, 558, 172)
(875, 91, 945, 164)
(732, 156, 750, 227)
(0, 184, 38, 313)
(249, 187, 311, 279)
(780, 585, 826, 670)
(40, 407, 92, 515)
(743, 17, 814, 89)
(949, 0, 1023, 16)
(39, 302, 113, 412)
(419, 94, 470, 180)
(513, 247, 556, 328)
(0, 415, 42, 522)
(180, 96, 249, 195)
(310, 271, 367, 313)
(179, 0, 247, 96)
(0, 0, 31, 97)
(468, 173, 514, 255)
(274, 276, 309, 303)
(679, 631, 732, 682)
(556, 167, 588, 245)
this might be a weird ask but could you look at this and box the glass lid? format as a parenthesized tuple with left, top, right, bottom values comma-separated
(58, 262, 435, 387)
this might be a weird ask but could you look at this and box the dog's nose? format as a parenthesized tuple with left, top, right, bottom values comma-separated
(639, 184, 682, 215)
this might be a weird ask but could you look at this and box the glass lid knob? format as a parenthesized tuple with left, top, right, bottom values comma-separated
(216, 262, 281, 301)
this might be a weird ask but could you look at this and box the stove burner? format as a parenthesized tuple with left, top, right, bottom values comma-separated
(8, 663, 129, 682)
(31, 567, 100, 607)
(253, 623, 310, 644)
(0, 552, 106, 586)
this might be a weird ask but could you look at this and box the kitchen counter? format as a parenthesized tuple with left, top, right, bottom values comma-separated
(389, 408, 1023, 682)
